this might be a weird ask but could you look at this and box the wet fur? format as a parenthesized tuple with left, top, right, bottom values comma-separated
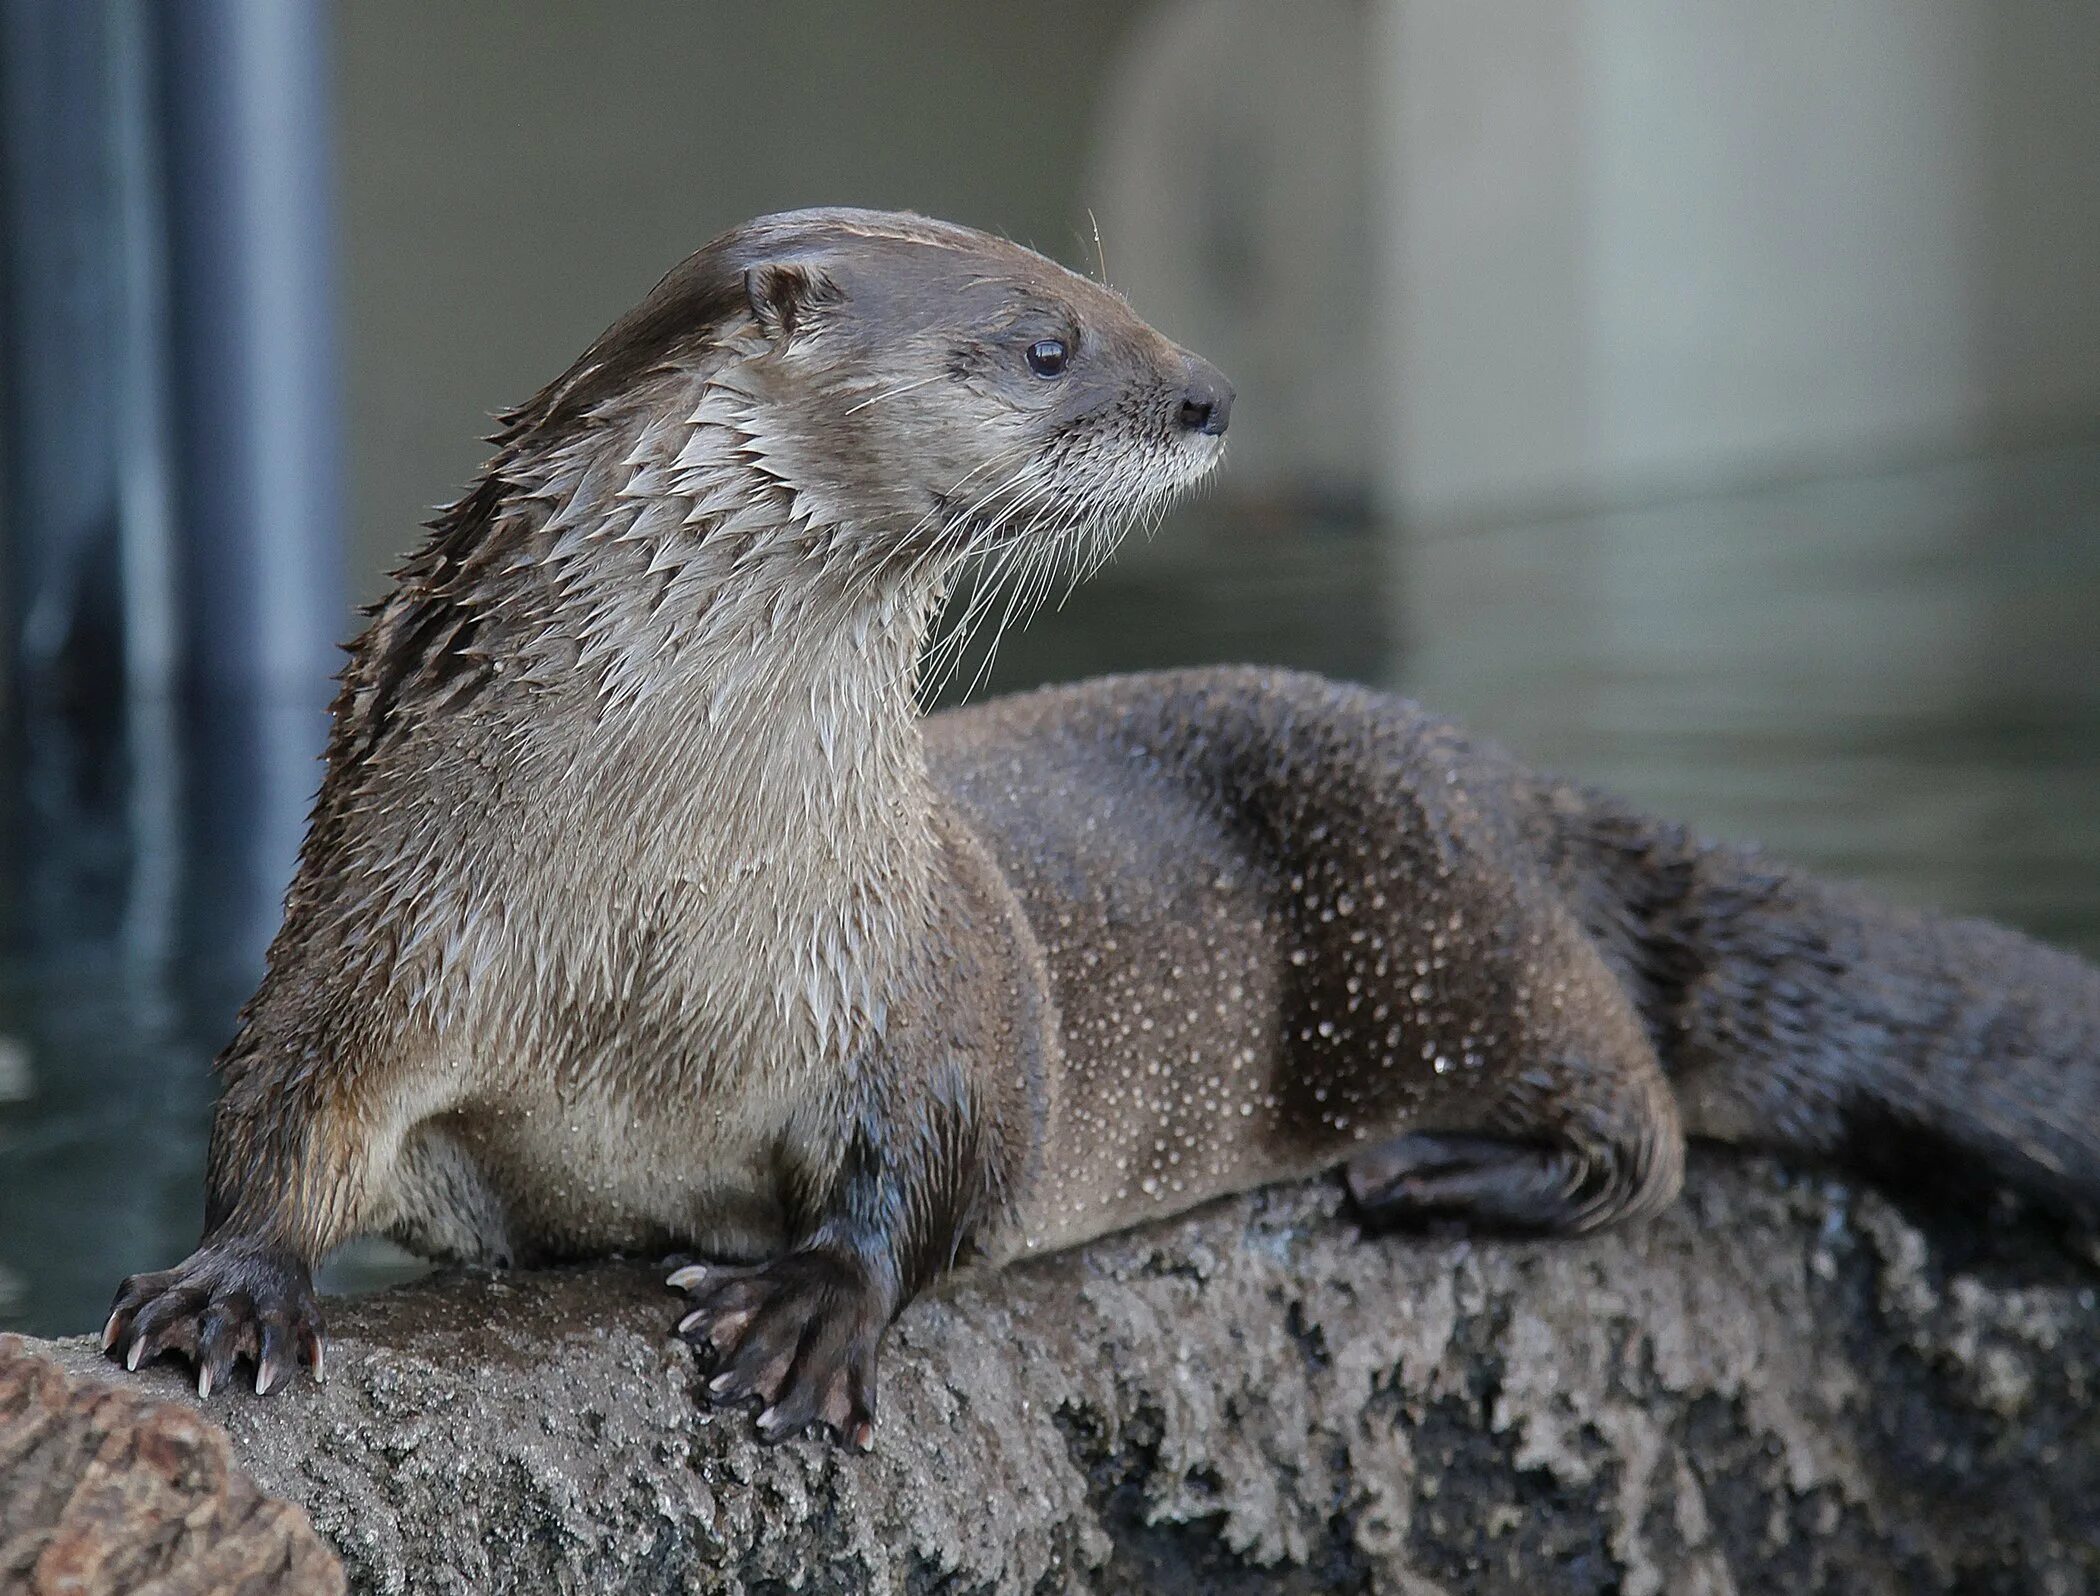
(106, 209, 2100, 1435)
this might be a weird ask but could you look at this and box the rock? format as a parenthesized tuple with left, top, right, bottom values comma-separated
(0, 1333, 344, 1594)
(7, 1157, 2099, 1594)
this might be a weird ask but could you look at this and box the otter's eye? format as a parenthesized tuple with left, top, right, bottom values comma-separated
(1026, 338, 1070, 378)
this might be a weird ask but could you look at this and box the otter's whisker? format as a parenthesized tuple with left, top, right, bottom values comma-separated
(842, 372, 948, 416)
(933, 484, 1060, 691)
(923, 540, 1028, 703)
(848, 446, 1037, 605)
(919, 478, 1061, 702)
(961, 514, 1069, 701)
(920, 516, 1029, 693)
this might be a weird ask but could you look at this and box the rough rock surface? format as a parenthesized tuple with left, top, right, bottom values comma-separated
(0, 1333, 345, 1593)
(11, 1156, 2100, 1595)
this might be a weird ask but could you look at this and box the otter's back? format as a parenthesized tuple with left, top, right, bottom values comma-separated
(925, 667, 1564, 1249)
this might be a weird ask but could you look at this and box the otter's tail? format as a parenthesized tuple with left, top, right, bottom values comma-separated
(1559, 802, 2100, 1219)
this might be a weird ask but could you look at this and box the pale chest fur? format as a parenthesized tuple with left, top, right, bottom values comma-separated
(356, 572, 942, 1259)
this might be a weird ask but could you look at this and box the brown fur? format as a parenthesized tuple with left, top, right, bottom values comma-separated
(104, 210, 2100, 1444)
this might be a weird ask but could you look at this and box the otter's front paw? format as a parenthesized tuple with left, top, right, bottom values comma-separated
(103, 1240, 324, 1398)
(669, 1249, 888, 1449)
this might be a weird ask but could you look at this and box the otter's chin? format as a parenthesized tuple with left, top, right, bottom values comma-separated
(1161, 440, 1226, 503)
(1177, 433, 1227, 482)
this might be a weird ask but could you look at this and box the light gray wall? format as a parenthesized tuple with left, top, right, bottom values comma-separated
(1375, 0, 2100, 524)
(336, 2, 2100, 599)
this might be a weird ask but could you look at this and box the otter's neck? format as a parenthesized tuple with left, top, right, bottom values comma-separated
(489, 366, 953, 1062)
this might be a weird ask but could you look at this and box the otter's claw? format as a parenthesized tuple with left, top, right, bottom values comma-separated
(669, 1249, 887, 1450)
(104, 1240, 324, 1398)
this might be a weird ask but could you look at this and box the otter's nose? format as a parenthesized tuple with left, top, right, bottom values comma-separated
(1177, 358, 1234, 437)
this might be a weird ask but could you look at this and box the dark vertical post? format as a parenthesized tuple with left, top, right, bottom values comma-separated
(0, 0, 182, 965)
(156, 0, 344, 706)
(156, 0, 345, 961)
(0, 0, 172, 711)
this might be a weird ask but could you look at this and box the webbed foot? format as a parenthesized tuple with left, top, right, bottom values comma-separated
(1348, 1130, 1680, 1233)
(669, 1248, 888, 1449)
(104, 1239, 324, 1398)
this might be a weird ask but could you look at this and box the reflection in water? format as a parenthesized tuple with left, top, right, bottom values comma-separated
(1398, 446, 2100, 952)
(1, 687, 330, 1338)
(4, 447, 2097, 1337)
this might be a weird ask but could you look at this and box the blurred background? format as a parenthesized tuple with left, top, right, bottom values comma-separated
(2, 0, 2097, 1336)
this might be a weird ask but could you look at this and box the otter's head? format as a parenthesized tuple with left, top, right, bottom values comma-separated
(537, 208, 1232, 577)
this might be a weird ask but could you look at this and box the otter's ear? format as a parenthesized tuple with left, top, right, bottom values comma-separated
(745, 259, 843, 345)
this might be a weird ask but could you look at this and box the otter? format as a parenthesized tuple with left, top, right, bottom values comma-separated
(103, 209, 2100, 1450)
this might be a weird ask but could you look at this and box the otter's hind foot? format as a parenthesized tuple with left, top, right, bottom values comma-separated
(1346, 1128, 1679, 1234)
(669, 1249, 885, 1450)
(104, 1240, 324, 1398)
